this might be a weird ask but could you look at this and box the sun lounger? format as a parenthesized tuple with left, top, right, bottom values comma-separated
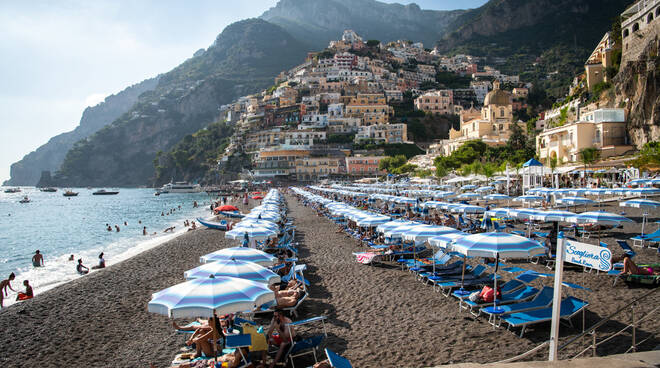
(418, 260, 465, 282)
(480, 286, 555, 326)
(631, 228, 660, 247)
(434, 273, 499, 297)
(324, 348, 353, 368)
(284, 316, 328, 368)
(459, 285, 539, 317)
(224, 334, 253, 368)
(427, 264, 486, 284)
(500, 296, 589, 337)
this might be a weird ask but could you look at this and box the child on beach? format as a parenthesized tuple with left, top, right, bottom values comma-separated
(0, 273, 16, 307)
(16, 280, 33, 301)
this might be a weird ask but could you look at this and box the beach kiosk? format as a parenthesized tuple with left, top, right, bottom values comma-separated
(522, 158, 546, 195)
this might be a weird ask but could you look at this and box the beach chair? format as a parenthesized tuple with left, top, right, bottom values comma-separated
(631, 228, 660, 247)
(500, 296, 589, 337)
(480, 286, 555, 326)
(418, 260, 464, 282)
(428, 264, 487, 286)
(284, 316, 328, 368)
(224, 334, 253, 368)
(459, 285, 539, 317)
(435, 274, 499, 297)
(323, 349, 353, 368)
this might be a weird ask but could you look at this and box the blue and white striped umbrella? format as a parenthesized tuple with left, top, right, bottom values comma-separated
(627, 187, 660, 196)
(226, 224, 277, 240)
(508, 208, 542, 220)
(513, 195, 544, 202)
(237, 219, 279, 230)
(376, 220, 418, 233)
(422, 201, 445, 209)
(461, 184, 478, 190)
(475, 186, 495, 193)
(457, 192, 480, 200)
(452, 204, 487, 214)
(395, 197, 418, 205)
(428, 232, 467, 249)
(628, 179, 652, 186)
(148, 275, 275, 318)
(530, 210, 576, 222)
(184, 259, 280, 285)
(451, 232, 546, 259)
(244, 211, 280, 222)
(556, 196, 595, 206)
(200, 247, 276, 266)
(383, 223, 420, 238)
(484, 194, 511, 201)
(567, 211, 634, 226)
(484, 207, 513, 218)
(620, 199, 660, 208)
(401, 225, 460, 243)
(356, 215, 391, 227)
(567, 188, 588, 196)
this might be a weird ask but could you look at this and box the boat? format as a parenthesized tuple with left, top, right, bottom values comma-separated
(159, 181, 202, 193)
(39, 187, 57, 192)
(197, 217, 229, 230)
(19, 196, 30, 203)
(63, 190, 79, 197)
(218, 211, 245, 219)
(93, 189, 119, 195)
(4, 188, 21, 193)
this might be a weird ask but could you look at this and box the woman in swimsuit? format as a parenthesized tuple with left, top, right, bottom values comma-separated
(0, 273, 16, 308)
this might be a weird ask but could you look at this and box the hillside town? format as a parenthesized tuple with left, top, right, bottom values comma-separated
(216, 2, 643, 185)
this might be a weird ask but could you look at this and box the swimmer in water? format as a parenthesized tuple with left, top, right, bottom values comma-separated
(115, 225, 120, 232)
(107, 224, 112, 232)
(32, 250, 44, 267)
(69, 254, 74, 261)
(143, 226, 147, 235)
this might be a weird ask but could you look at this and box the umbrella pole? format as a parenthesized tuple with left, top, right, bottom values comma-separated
(460, 256, 466, 290)
(213, 314, 219, 363)
(493, 253, 499, 313)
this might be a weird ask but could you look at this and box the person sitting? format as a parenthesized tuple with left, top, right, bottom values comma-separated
(185, 317, 222, 358)
(92, 252, 106, 270)
(16, 280, 33, 301)
(267, 309, 296, 368)
(76, 259, 89, 275)
(622, 254, 660, 275)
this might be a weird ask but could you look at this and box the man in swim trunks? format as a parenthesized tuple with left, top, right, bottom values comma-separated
(76, 259, 89, 275)
(0, 273, 16, 308)
(32, 250, 44, 267)
(267, 309, 296, 368)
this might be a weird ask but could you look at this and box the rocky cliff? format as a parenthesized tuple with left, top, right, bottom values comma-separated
(4, 78, 158, 186)
(260, 0, 465, 48)
(615, 29, 660, 147)
(54, 19, 307, 187)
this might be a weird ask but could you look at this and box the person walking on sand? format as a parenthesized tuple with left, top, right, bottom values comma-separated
(0, 273, 16, 308)
(32, 250, 44, 267)
(16, 280, 33, 301)
(76, 259, 89, 275)
(143, 226, 147, 236)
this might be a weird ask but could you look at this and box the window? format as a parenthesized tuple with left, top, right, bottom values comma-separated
(649, 13, 654, 23)
(633, 23, 640, 32)
(500, 108, 505, 117)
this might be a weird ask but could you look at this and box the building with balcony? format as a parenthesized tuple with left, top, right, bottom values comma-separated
(252, 149, 310, 179)
(414, 90, 454, 115)
(621, 0, 660, 63)
(345, 156, 386, 177)
(295, 155, 346, 181)
(355, 123, 407, 144)
(536, 108, 633, 163)
(584, 32, 616, 90)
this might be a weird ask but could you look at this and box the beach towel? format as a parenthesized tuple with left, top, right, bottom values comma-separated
(355, 252, 379, 264)
(241, 323, 267, 351)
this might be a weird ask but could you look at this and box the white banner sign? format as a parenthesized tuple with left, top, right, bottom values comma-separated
(564, 240, 612, 271)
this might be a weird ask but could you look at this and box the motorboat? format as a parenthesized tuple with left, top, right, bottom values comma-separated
(19, 196, 30, 203)
(93, 189, 119, 195)
(159, 181, 202, 193)
(63, 190, 79, 197)
(197, 217, 229, 230)
(4, 188, 21, 193)
(40, 187, 57, 192)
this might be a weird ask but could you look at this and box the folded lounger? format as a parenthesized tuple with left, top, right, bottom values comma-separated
(500, 296, 589, 337)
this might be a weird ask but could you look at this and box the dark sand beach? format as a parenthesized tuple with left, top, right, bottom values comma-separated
(0, 193, 658, 367)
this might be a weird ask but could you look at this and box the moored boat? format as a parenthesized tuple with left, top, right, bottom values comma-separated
(159, 181, 201, 193)
(4, 187, 21, 193)
(40, 187, 57, 192)
(63, 190, 79, 197)
(93, 189, 119, 195)
(197, 217, 229, 230)
(19, 196, 30, 203)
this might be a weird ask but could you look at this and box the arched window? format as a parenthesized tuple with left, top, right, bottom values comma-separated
(500, 108, 505, 117)
(633, 22, 640, 32)
(623, 28, 629, 38)
(648, 13, 654, 23)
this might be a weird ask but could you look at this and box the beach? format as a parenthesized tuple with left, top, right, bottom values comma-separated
(0, 193, 659, 367)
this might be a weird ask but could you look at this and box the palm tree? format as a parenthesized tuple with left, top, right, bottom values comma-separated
(549, 156, 558, 188)
(579, 148, 600, 171)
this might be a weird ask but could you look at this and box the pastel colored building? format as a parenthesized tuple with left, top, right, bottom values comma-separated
(346, 156, 386, 176)
(414, 90, 454, 115)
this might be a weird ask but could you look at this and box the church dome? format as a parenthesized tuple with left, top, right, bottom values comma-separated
(484, 88, 511, 106)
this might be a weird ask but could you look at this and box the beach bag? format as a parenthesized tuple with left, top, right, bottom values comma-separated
(478, 286, 501, 303)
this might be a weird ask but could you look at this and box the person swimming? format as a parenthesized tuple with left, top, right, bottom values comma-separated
(32, 250, 44, 267)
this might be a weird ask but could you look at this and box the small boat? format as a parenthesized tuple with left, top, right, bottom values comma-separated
(40, 187, 57, 192)
(154, 191, 161, 196)
(63, 190, 79, 197)
(19, 196, 30, 203)
(4, 188, 21, 193)
(197, 217, 229, 230)
(218, 211, 245, 219)
(159, 181, 201, 193)
(93, 189, 119, 195)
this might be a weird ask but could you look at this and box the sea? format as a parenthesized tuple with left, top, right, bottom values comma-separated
(0, 187, 214, 307)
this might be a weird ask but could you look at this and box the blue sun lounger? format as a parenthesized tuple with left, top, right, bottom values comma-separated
(418, 260, 465, 282)
(428, 265, 487, 287)
(284, 316, 328, 368)
(459, 285, 539, 317)
(225, 334, 253, 368)
(500, 296, 589, 337)
(480, 286, 555, 326)
(435, 273, 499, 297)
(631, 228, 660, 247)
(325, 348, 353, 368)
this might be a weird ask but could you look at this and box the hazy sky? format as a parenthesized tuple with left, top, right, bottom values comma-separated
(0, 0, 487, 183)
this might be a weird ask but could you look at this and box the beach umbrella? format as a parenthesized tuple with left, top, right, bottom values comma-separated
(356, 214, 391, 227)
(200, 247, 276, 266)
(401, 225, 459, 244)
(238, 219, 279, 230)
(627, 187, 660, 197)
(451, 232, 545, 309)
(461, 184, 478, 191)
(555, 196, 595, 211)
(567, 211, 634, 242)
(628, 179, 652, 186)
(484, 207, 512, 219)
(453, 205, 486, 214)
(427, 231, 467, 274)
(376, 219, 418, 233)
(184, 258, 281, 285)
(215, 205, 239, 212)
(620, 199, 660, 236)
(513, 195, 544, 203)
(457, 192, 480, 200)
(383, 223, 419, 239)
(508, 208, 542, 220)
(244, 212, 280, 222)
(226, 224, 277, 241)
(475, 186, 495, 193)
(148, 275, 274, 318)
(422, 201, 445, 209)
(530, 210, 576, 222)
(252, 195, 263, 200)
(484, 194, 511, 201)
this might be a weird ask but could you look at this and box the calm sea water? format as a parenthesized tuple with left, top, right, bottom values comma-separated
(0, 188, 214, 306)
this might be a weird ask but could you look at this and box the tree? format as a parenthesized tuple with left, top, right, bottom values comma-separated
(366, 40, 380, 47)
(548, 156, 558, 188)
(378, 155, 408, 173)
(507, 122, 527, 150)
(579, 147, 600, 169)
(480, 162, 497, 184)
(631, 142, 660, 169)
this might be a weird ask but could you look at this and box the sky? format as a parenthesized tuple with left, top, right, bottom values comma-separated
(0, 0, 488, 183)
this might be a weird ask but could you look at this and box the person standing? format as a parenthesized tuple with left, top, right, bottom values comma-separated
(0, 273, 16, 308)
(32, 250, 44, 267)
